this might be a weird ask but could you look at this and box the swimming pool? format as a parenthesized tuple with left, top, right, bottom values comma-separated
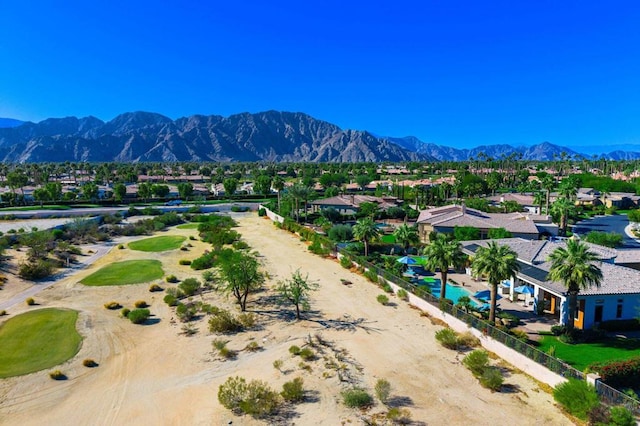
(419, 279, 483, 307)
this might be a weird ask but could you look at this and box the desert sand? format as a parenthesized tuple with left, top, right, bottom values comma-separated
(0, 213, 573, 425)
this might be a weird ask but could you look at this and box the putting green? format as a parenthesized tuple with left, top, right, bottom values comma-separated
(0, 308, 82, 378)
(176, 223, 199, 229)
(128, 235, 186, 252)
(81, 259, 164, 286)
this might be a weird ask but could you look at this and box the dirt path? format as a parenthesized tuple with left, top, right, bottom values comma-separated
(0, 214, 573, 425)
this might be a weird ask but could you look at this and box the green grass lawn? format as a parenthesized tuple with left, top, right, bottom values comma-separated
(128, 235, 186, 252)
(176, 223, 200, 229)
(536, 335, 640, 371)
(81, 259, 164, 286)
(381, 235, 396, 244)
(0, 308, 81, 378)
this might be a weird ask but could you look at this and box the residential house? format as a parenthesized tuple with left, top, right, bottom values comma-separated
(416, 204, 552, 241)
(461, 238, 640, 330)
(310, 194, 401, 216)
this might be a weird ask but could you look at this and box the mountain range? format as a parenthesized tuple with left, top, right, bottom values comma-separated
(0, 111, 639, 163)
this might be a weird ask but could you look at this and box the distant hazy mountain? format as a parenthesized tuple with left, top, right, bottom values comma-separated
(2, 111, 638, 162)
(387, 136, 640, 161)
(0, 111, 427, 163)
(0, 118, 24, 128)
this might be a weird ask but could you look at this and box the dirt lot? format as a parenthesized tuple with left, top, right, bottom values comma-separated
(0, 214, 573, 425)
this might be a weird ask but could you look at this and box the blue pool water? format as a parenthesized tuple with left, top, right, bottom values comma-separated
(420, 279, 483, 307)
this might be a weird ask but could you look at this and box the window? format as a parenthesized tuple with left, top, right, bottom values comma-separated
(617, 303, 623, 319)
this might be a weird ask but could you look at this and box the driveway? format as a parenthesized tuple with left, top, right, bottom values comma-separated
(573, 214, 640, 248)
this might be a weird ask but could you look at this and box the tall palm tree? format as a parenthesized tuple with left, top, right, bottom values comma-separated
(423, 234, 467, 301)
(472, 241, 520, 323)
(541, 174, 555, 214)
(393, 224, 420, 254)
(551, 196, 575, 236)
(352, 217, 380, 257)
(288, 183, 310, 223)
(547, 239, 603, 332)
(533, 190, 545, 215)
(272, 176, 285, 213)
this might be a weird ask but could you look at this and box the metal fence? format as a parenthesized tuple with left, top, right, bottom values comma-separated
(339, 250, 640, 413)
(595, 380, 640, 415)
(339, 249, 587, 382)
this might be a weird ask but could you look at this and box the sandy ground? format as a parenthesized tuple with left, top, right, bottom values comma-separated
(0, 214, 574, 425)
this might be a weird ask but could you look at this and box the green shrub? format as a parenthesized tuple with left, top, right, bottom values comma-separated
(232, 240, 249, 250)
(163, 294, 178, 306)
(479, 367, 503, 391)
(218, 376, 280, 418)
(553, 378, 599, 420)
(165, 274, 178, 283)
(340, 256, 352, 269)
(128, 308, 151, 324)
(104, 301, 121, 310)
(396, 288, 408, 301)
(289, 345, 301, 356)
(381, 282, 393, 293)
(435, 328, 459, 350)
(19, 260, 54, 280)
(118, 244, 124, 249)
(550, 325, 565, 336)
(26, 297, 35, 306)
(149, 283, 163, 292)
(179, 259, 192, 265)
(456, 331, 480, 348)
(208, 309, 243, 334)
(178, 277, 201, 296)
(219, 347, 237, 360)
(463, 350, 489, 376)
(609, 406, 636, 426)
(258, 208, 266, 217)
(281, 377, 304, 402)
(121, 307, 130, 318)
(328, 224, 353, 242)
(341, 388, 373, 408)
(49, 370, 66, 380)
(83, 359, 98, 368)
(0, 310, 6, 316)
(299, 348, 315, 361)
(176, 303, 196, 322)
(134, 300, 148, 308)
(273, 359, 283, 371)
(238, 313, 256, 328)
(374, 378, 391, 405)
(377, 294, 389, 305)
(364, 269, 378, 283)
(510, 328, 529, 342)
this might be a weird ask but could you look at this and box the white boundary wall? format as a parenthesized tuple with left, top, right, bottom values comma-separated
(259, 205, 284, 224)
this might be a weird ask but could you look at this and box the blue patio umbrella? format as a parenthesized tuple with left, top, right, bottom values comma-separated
(474, 290, 502, 301)
(514, 285, 534, 295)
(396, 256, 417, 265)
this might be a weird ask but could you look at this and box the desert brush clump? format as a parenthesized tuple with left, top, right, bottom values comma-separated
(341, 388, 373, 408)
(104, 301, 121, 310)
(281, 377, 304, 402)
(218, 376, 281, 418)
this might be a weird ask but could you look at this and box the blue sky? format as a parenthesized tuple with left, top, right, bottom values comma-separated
(1, 1, 639, 149)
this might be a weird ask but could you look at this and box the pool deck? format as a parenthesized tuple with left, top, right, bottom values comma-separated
(413, 269, 559, 337)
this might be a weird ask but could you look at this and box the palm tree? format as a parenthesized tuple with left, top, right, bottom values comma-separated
(472, 241, 520, 323)
(352, 217, 380, 257)
(423, 234, 467, 301)
(541, 174, 555, 214)
(547, 239, 603, 332)
(288, 183, 310, 223)
(272, 176, 285, 213)
(533, 190, 545, 215)
(551, 196, 575, 236)
(393, 224, 420, 254)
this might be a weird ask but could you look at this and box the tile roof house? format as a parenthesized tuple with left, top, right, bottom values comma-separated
(462, 238, 640, 329)
(310, 194, 401, 216)
(416, 204, 551, 241)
